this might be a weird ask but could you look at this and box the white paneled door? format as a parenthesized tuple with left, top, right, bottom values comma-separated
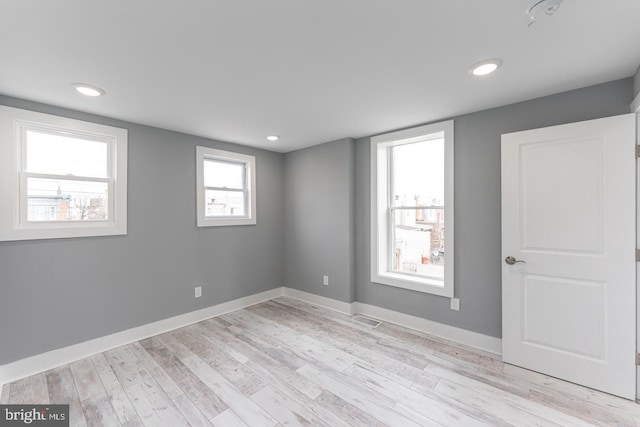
(501, 114, 636, 399)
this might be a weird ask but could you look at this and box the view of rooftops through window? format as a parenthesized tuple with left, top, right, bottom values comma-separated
(25, 131, 109, 222)
(391, 137, 445, 280)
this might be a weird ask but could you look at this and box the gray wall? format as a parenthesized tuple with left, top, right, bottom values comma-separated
(0, 96, 285, 365)
(635, 64, 640, 98)
(1, 77, 634, 365)
(354, 78, 634, 338)
(283, 139, 355, 303)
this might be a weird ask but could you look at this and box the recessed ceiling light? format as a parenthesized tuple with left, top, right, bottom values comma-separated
(469, 59, 503, 76)
(266, 135, 280, 141)
(72, 83, 105, 97)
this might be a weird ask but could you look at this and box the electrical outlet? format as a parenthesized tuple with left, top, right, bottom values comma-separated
(323, 275, 329, 286)
(195, 286, 202, 298)
(450, 297, 460, 311)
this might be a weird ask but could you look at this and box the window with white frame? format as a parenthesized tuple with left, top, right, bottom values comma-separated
(0, 106, 128, 242)
(196, 146, 256, 227)
(371, 120, 454, 297)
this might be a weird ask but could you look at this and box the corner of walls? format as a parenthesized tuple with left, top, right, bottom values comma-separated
(283, 138, 355, 304)
(634, 64, 640, 99)
(632, 65, 640, 112)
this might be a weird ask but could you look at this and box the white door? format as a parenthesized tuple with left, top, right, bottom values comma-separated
(501, 114, 636, 399)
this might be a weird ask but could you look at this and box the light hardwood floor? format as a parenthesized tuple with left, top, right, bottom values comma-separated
(3, 297, 640, 426)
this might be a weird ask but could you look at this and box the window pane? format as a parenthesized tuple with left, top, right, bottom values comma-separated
(392, 208, 444, 280)
(27, 177, 109, 221)
(391, 138, 444, 207)
(26, 131, 108, 178)
(204, 159, 244, 189)
(204, 189, 245, 217)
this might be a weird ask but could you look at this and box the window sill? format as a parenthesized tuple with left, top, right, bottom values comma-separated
(197, 217, 256, 227)
(372, 272, 453, 297)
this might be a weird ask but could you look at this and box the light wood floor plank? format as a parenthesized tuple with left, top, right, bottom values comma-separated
(211, 409, 248, 427)
(344, 363, 491, 426)
(199, 320, 324, 399)
(69, 358, 106, 401)
(9, 372, 49, 404)
(139, 337, 228, 420)
(81, 395, 122, 427)
(529, 389, 637, 427)
(157, 333, 278, 427)
(105, 344, 190, 426)
(250, 385, 330, 426)
(297, 363, 421, 427)
(0, 383, 10, 404)
(171, 393, 213, 427)
(252, 300, 441, 390)
(90, 353, 142, 426)
(5, 297, 639, 426)
(128, 342, 184, 400)
(46, 365, 88, 427)
(313, 390, 387, 427)
(172, 327, 268, 396)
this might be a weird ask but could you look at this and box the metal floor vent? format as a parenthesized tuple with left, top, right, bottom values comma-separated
(352, 315, 382, 328)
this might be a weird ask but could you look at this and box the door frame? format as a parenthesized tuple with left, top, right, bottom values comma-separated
(633, 96, 640, 399)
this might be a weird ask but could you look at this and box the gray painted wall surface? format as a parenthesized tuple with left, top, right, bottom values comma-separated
(634, 65, 640, 98)
(354, 78, 634, 338)
(0, 96, 284, 365)
(0, 77, 633, 365)
(283, 139, 354, 303)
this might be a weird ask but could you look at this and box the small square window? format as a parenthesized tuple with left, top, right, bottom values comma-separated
(196, 146, 256, 227)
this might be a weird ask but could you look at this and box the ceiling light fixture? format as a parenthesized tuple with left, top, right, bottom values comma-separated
(72, 83, 105, 97)
(266, 135, 280, 141)
(469, 59, 503, 76)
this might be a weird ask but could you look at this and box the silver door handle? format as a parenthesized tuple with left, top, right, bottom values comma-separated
(505, 256, 526, 265)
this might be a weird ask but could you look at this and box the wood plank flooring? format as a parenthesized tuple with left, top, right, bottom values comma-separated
(3, 297, 640, 426)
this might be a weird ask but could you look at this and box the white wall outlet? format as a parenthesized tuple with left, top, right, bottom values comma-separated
(450, 297, 460, 311)
(323, 275, 329, 286)
(195, 286, 202, 298)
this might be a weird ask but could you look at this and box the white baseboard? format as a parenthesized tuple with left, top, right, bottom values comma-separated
(353, 302, 502, 355)
(282, 288, 355, 315)
(0, 285, 502, 397)
(0, 287, 285, 388)
(281, 288, 501, 355)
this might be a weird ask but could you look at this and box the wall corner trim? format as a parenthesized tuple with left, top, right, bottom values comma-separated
(631, 91, 640, 113)
(0, 286, 502, 393)
(282, 288, 356, 315)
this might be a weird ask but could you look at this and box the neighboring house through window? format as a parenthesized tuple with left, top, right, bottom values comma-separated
(0, 106, 128, 241)
(196, 146, 256, 227)
(371, 120, 454, 297)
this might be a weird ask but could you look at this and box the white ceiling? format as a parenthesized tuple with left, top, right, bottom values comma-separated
(1, 0, 639, 153)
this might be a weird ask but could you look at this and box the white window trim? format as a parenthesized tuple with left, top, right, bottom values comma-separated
(0, 106, 128, 242)
(196, 146, 256, 227)
(370, 120, 454, 297)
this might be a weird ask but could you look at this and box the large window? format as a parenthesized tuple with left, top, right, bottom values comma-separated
(196, 146, 256, 227)
(371, 120, 454, 297)
(0, 106, 128, 241)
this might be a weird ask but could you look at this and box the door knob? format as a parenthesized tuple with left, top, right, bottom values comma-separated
(505, 256, 526, 265)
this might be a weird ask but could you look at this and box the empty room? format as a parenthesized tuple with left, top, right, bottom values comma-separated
(1, 0, 640, 425)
